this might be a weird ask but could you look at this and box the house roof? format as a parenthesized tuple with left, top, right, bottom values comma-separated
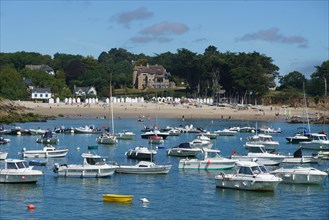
(32, 88, 51, 93)
(134, 64, 167, 75)
(74, 86, 94, 93)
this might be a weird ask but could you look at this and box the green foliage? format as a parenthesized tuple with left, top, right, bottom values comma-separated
(1, 49, 326, 104)
(0, 65, 27, 99)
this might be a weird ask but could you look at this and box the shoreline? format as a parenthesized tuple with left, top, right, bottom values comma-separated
(14, 101, 324, 122)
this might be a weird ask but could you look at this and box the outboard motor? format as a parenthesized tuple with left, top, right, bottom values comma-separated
(53, 163, 60, 173)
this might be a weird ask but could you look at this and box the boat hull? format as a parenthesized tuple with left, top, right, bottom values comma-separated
(116, 164, 171, 174)
(0, 171, 43, 183)
(178, 160, 235, 170)
(215, 175, 281, 191)
(166, 148, 200, 157)
(103, 194, 133, 203)
(55, 165, 116, 178)
(22, 150, 68, 158)
(299, 142, 329, 150)
(271, 168, 328, 184)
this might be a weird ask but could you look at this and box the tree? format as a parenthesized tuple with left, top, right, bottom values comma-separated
(309, 60, 329, 96)
(0, 65, 27, 99)
(278, 71, 307, 91)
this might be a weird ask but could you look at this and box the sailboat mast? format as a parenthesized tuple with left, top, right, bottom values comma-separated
(303, 83, 311, 133)
(110, 81, 115, 135)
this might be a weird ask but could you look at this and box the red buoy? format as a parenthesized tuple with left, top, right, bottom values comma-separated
(27, 204, 36, 210)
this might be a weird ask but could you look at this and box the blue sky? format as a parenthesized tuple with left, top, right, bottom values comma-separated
(1, 0, 328, 78)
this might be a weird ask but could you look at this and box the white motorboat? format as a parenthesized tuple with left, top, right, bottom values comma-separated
(215, 161, 282, 191)
(271, 166, 328, 184)
(115, 161, 172, 174)
(166, 142, 202, 157)
(96, 133, 117, 144)
(53, 153, 118, 178)
(160, 127, 180, 136)
(115, 130, 135, 140)
(125, 146, 157, 160)
(190, 135, 213, 149)
(0, 136, 10, 144)
(28, 128, 47, 135)
(281, 148, 320, 164)
(0, 159, 43, 183)
(214, 129, 237, 136)
(21, 145, 69, 158)
(258, 126, 282, 134)
(245, 134, 279, 152)
(199, 131, 219, 139)
(231, 144, 285, 166)
(0, 151, 8, 160)
(35, 131, 59, 144)
(74, 125, 102, 134)
(299, 133, 329, 150)
(141, 130, 169, 139)
(178, 148, 238, 170)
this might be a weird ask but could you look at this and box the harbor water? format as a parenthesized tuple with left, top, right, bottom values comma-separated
(0, 118, 328, 219)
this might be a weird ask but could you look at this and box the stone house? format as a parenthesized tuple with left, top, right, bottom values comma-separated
(132, 64, 175, 90)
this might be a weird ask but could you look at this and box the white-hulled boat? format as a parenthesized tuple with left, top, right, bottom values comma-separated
(75, 125, 102, 134)
(148, 135, 164, 144)
(0, 151, 8, 160)
(115, 161, 172, 174)
(0, 136, 10, 144)
(270, 166, 328, 184)
(281, 148, 320, 164)
(231, 144, 285, 166)
(166, 142, 202, 157)
(141, 130, 170, 139)
(115, 130, 135, 140)
(178, 148, 238, 170)
(0, 159, 43, 183)
(215, 161, 282, 191)
(199, 131, 219, 139)
(299, 133, 329, 150)
(190, 135, 213, 149)
(245, 134, 279, 152)
(53, 153, 118, 178)
(125, 146, 157, 160)
(96, 133, 117, 144)
(214, 129, 237, 136)
(21, 145, 69, 158)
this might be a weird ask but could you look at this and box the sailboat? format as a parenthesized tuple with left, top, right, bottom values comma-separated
(96, 81, 117, 145)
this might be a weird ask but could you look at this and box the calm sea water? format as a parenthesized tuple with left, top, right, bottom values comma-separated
(0, 117, 328, 220)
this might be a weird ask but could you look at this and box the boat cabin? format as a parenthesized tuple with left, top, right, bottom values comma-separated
(236, 161, 268, 175)
(247, 145, 267, 153)
(82, 153, 106, 165)
(5, 159, 29, 169)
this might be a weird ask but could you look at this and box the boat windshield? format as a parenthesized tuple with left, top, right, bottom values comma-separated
(86, 157, 106, 165)
(251, 166, 264, 174)
(8, 161, 29, 169)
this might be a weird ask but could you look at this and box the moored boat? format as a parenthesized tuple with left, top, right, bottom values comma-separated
(0, 159, 43, 183)
(270, 166, 328, 184)
(125, 146, 157, 160)
(166, 142, 202, 157)
(0, 151, 8, 160)
(115, 161, 172, 174)
(103, 194, 133, 203)
(36, 131, 59, 144)
(215, 161, 282, 191)
(178, 148, 237, 170)
(53, 152, 118, 178)
(21, 145, 68, 158)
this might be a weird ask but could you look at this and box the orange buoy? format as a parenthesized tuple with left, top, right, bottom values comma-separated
(27, 204, 36, 210)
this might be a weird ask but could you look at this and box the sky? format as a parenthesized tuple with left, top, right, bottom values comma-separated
(0, 0, 328, 78)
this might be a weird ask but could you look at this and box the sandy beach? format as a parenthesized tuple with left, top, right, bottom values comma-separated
(15, 100, 316, 122)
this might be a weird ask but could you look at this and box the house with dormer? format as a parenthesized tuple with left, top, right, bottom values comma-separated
(132, 64, 175, 90)
(26, 65, 55, 75)
(73, 86, 97, 98)
(31, 88, 52, 102)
